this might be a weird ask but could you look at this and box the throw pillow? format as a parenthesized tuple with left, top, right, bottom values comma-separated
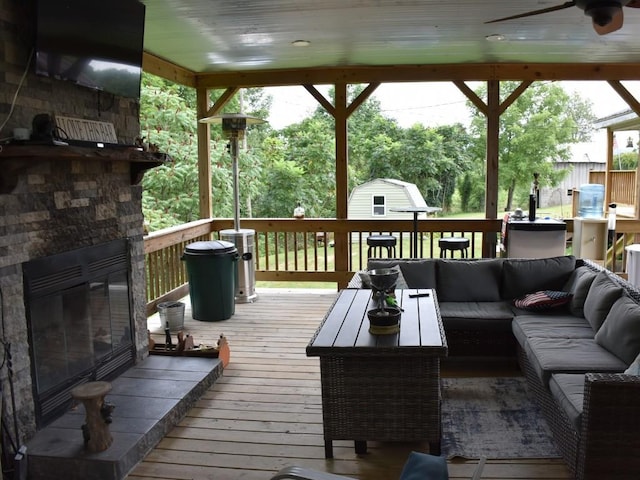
(399, 451, 448, 480)
(513, 290, 573, 311)
(595, 295, 640, 365)
(625, 351, 640, 375)
(583, 271, 623, 332)
(562, 266, 597, 318)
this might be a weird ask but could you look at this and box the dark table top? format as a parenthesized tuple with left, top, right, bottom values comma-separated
(306, 288, 447, 356)
(390, 206, 442, 214)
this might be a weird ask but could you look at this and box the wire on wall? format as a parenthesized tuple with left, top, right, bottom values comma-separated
(0, 48, 34, 137)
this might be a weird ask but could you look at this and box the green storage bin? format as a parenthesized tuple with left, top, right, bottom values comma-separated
(182, 240, 238, 321)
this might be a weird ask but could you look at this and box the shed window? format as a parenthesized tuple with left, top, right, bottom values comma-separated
(372, 195, 386, 216)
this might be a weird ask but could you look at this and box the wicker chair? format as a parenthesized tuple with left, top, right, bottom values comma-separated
(271, 453, 486, 480)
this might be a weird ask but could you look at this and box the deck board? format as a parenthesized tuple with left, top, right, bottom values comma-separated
(131, 288, 571, 480)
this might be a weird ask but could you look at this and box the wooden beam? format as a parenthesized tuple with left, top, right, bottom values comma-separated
(347, 82, 380, 116)
(484, 80, 500, 257)
(334, 83, 349, 288)
(303, 85, 335, 115)
(196, 87, 212, 218)
(499, 80, 533, 115)
(454, 81, 486, 115)
(204, 87, 239, 118)
(607, 80, 640, 117)
(143, 52, 196, 87)
(193, 63, 640, 89)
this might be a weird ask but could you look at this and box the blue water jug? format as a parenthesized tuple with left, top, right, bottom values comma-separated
(578, 184, 604, 218)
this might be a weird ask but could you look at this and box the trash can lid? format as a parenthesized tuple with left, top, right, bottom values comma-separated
(185, 240, 237, 255)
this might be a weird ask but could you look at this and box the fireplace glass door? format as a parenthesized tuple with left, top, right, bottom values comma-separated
(24, 239, 135, 426)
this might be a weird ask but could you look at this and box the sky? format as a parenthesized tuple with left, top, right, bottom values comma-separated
(265, 80, 640, 162)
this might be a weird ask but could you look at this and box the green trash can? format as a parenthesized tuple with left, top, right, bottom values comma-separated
(182, 240, 238, 321)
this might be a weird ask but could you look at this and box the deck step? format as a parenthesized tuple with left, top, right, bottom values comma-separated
(26, 355, 223, 480)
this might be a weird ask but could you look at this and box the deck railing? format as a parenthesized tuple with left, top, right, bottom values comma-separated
(144, 216, 640, 313)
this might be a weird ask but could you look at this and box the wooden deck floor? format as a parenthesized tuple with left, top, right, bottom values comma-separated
(130, 289, 572, 480)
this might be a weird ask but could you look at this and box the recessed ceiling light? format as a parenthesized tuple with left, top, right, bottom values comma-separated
(292, 39, 311, 47)
(486, 34, 505, 42)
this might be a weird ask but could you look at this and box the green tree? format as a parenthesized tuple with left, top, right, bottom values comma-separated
(468, 82, 596, 212)
(140, 75, 270, 230)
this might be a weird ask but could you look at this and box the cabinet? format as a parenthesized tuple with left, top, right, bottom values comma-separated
(573, 218, 607, 263)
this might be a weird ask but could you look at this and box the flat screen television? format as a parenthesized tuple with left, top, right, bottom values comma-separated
(35, 0, 145, 100)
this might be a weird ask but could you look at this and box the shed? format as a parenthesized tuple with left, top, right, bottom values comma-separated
(348, 178, 441, 220)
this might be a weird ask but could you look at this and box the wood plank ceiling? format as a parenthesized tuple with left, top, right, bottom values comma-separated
(140, 0, 640, 86)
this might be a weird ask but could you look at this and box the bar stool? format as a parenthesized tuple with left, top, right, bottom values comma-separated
(439, 237, 470, 258)
(366, 235, 397, 258)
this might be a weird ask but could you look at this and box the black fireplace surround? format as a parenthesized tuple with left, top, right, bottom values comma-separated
(23, 239, 136, 427)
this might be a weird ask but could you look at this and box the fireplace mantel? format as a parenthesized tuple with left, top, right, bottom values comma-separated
(0, 144, 170, 193)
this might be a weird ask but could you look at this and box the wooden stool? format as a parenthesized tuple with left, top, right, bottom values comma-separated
(366, 235, 397, 258)
(439, 237, 470, 258)
(71, 381, 114, 452)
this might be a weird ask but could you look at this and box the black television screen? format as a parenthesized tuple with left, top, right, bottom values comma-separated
(35, 0, 145, 100)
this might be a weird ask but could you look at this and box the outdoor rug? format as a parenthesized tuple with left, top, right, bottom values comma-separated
(440, 376, 561, 459)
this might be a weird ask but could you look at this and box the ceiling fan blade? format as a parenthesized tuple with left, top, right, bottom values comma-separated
(485, 1, 576, 24)
(593, 8, 624, 34)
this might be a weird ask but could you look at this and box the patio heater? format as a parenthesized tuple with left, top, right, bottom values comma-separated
(200, 113, 266, 303)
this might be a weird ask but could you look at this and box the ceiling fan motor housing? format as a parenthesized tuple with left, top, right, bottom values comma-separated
(577, 0, 629, 25)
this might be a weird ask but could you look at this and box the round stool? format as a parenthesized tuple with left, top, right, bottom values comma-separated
(439, 237, 470, 258)
(367, 235, 397, 258)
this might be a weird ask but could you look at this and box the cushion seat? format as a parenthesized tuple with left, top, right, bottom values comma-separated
(439, 301, 514, 331)
(525, 337, 627, 387)
(512, 314, 595, 349)
(548, 373, 586, 431)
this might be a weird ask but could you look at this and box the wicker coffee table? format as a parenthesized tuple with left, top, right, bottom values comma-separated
(306, 288, 448, 458)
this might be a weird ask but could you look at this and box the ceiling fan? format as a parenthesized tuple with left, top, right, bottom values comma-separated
(486, 0, 640, 35)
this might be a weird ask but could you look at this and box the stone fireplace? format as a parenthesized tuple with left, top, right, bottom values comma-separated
(0, 145, 162, 445)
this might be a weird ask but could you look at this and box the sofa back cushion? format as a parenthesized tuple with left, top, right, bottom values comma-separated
(583, 271, 623, 332)
(562, 266, 598, 317)
(595, 295, 640, 364)
(367, 258, 437, 289)
(501, 256, 576, 300)
(437, 259, 502, 302)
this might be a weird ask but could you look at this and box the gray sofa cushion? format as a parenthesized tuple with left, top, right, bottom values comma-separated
(439, 301, 514, 331)
(501, 256, 576, 300)
(512, 314, 594, 349)
(594, 295, 640, 364)
(583, 271, 623, 332)
(562, 266, 598, 318)
(525, 337, 627, 387)
(367, 258, 437, 289)
(549, 373, 585, 432)
(436, 259, 502, 302)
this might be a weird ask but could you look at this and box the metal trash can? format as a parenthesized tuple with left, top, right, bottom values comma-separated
(157, 301, 185, 331)
(626, 244, 640, 287)
(220, 228, 257, 303)
(182, 240, 238, 321)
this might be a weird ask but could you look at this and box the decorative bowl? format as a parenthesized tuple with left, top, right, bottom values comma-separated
(367, 307, 401, 335)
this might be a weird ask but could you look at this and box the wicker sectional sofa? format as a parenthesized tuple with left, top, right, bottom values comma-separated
(350, 255, 640, 480)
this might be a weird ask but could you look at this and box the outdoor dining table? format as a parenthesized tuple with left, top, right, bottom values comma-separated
(390, 206, 440, 257)
(306, 288, 448, 458)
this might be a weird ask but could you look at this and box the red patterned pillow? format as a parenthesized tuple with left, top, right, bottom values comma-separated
(513, 290, 573, 311)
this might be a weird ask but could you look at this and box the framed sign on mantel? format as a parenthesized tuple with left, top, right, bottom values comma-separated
(54, 115, 118, 144)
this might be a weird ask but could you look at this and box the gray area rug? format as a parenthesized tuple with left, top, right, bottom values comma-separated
(441, 376, 561, 459)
